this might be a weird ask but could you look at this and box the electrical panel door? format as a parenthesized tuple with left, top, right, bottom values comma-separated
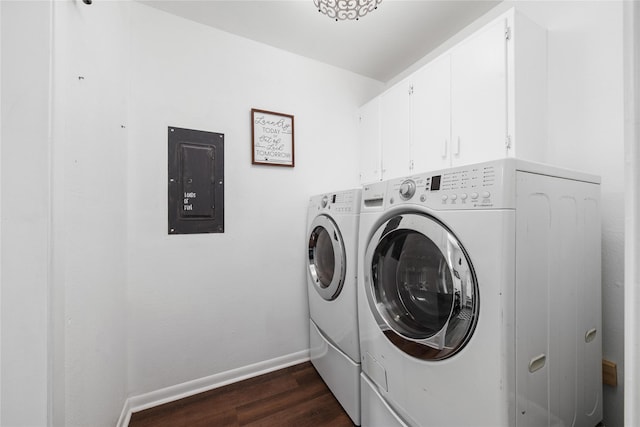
(168, 127, 224, 234)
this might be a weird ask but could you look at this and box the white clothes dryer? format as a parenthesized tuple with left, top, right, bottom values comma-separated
(357, 159, 603, 427)
(307, 189, 362, 425)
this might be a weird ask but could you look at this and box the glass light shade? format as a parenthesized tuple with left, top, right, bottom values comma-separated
(314, 0, 383, 21)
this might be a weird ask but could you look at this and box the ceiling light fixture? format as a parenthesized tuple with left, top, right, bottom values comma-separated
(314, 0, 382, 21)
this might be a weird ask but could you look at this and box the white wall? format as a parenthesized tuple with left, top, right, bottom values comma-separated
(52, 1, 129, 425)
(5, 0, 380, 423)
(0, 1, 51, 425)
(624, 2, 640, 425)
(125, 1, 382, 398)
(513, 2, 625, 425)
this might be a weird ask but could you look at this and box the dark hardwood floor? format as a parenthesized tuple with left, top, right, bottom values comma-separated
(129, 362, 356, 427)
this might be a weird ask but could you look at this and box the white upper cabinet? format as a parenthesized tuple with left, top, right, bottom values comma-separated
(411, 54, 452, 173)
(358, 97, 382, 184)
(358, 7, 547, 183)
(380, 77, 411, 180)
(450, 17, 507, 166)
(506, 9, 548, 162)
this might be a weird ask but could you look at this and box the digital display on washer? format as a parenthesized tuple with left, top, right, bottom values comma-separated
(431, 175, 441, 191)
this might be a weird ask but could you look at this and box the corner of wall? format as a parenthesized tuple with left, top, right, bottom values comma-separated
(624, 2, 640, 426)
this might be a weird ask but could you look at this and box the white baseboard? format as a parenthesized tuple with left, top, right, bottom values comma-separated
(117, 350, 310, 427)
(117, 398, 134, 427)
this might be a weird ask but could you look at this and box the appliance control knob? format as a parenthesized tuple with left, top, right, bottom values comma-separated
(450, 194, 458, 201)
(482, 191, 491, 199)
(441, 195, 448, 201)
(399, 179, 416, 200)
(471, 192, 479, 200)
(460, 193, 468, 200)
(320, 196, 329, 208)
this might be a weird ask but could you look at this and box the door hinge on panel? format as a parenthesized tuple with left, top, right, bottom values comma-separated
(506, 135, 512, 150)
(408, 84, 414, 95)
(410, 160, 414, 170)
(505, 26, 511, 41)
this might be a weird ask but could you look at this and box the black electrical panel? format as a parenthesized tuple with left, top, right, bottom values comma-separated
(168, 127, 224, 234)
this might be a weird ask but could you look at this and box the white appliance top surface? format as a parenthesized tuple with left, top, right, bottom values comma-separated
(509, 158, 601, 184)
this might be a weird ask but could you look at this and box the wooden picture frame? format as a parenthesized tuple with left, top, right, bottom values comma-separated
(251, 108, 295, 167)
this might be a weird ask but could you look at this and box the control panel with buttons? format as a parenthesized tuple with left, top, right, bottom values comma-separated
(385, 161, 511, 210)
(315, 189, 361, 214)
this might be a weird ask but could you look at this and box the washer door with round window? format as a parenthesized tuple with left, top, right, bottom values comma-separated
(364, 213, 479, 360)
(308, 215, 346, 301)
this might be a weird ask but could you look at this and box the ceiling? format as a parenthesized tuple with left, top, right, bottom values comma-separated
(141, 0, 501, 83)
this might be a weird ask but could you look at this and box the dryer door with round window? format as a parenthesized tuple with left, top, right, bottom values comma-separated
(364, 213, 479, 360)
(308, 215, 346, 301)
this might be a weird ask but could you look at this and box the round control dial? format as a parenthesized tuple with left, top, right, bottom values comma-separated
(399, 179, 416, 200)
(320, 196, 329, 208)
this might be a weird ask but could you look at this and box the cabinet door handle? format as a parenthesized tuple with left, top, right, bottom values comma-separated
(442, 138, 448, 159)
(454, 136, 461, 156)
(528, 354, 546, 373)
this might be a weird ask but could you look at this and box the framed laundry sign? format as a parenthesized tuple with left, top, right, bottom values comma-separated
(251, 108, 295, 167)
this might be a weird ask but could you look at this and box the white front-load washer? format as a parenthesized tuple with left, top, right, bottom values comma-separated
(357, 159, 603, 427)
(307, 189, 361, 425)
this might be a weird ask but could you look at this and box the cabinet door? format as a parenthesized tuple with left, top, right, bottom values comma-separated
(380, 79, 411, 180)
(358, 98, 382, 184)
(411, 55, 451, 173)
(451, 18, 507, 166)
